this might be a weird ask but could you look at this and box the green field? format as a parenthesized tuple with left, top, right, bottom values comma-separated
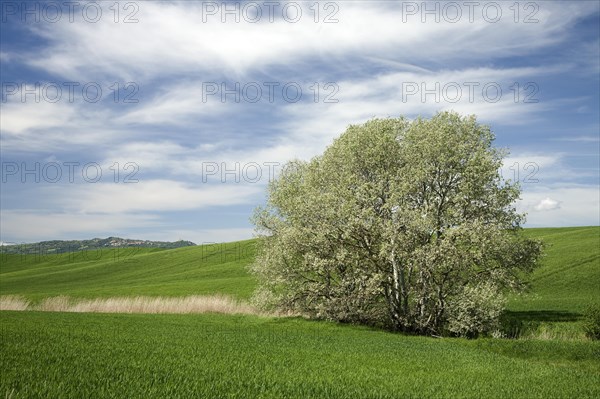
(1, 311, 599, 398)
(1, 227, 599, 398)
(0, 240, 257, 301)
(508, 227, 600, 312)
(502, 227, 600, 340)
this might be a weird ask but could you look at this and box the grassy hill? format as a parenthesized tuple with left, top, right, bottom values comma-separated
(508, 226, 599, 313)
(1, 227, 598, 313)
(0, 240, 256, 301)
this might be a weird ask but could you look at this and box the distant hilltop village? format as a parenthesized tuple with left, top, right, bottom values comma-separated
(0, 237, 196, 255)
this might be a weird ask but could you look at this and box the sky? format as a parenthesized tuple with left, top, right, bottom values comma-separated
(0, 0, 599, 245)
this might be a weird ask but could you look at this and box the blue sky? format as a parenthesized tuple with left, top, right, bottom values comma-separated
(1, 1, 599, 244)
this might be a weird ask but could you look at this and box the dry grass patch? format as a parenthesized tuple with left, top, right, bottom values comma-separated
(1, 295, 261, 315)
(36, 295, 260, 315)
(0, 296, 30, 311)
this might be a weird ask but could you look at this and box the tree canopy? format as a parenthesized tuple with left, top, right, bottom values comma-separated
(251, 111, 543, 336)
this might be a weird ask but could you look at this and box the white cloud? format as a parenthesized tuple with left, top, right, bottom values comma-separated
(533, 197, 561, 211)
(0, 101, 75, 135)
(518, 185, 599, 227)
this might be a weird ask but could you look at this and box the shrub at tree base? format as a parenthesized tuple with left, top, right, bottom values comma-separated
(446, 281, 506, 338)
(251, 111, 543, 337)
(582, 304, 600, 340)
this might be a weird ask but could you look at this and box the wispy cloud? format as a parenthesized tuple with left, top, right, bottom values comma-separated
(51, 180, 264, 213)
(20, 2, 597, 81)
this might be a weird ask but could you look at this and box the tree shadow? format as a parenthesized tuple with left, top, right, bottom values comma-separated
(498, 310, 583, 339)
(503, 310, 581, 323)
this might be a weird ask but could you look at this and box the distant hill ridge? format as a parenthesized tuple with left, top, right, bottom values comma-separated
(0, 237, 196, 254)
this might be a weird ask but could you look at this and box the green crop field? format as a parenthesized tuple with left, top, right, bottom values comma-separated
(1, 227, 599, 398)
(1, 311, 599, 399)
(508, 227, 600, 312)
(0, 240, 257, 301)
(502, 227, 600, 341)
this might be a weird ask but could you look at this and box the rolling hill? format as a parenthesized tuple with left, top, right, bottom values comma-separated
(0, 240, 256, 301)
(507, 226, 599, 313)
(1, 227, 597, 314)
